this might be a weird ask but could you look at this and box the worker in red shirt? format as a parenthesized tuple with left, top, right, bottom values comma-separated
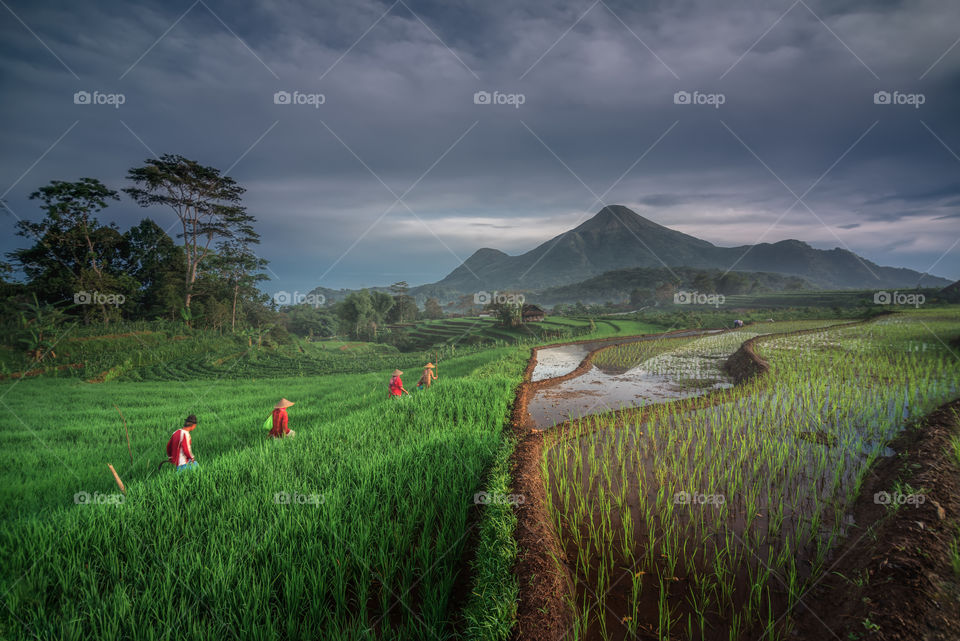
(164, 414, 198, 471)
(388, 369, 409, 397)
(269, 398, 296, 438)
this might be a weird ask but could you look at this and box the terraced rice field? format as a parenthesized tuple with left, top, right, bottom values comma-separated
(540, 310, 960, 640)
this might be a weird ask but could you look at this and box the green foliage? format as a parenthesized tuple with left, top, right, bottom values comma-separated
(0, 345, 527, 640)
(14, 293, 71, 362)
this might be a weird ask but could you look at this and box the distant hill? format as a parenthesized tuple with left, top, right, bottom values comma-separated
(941, 280, 960, 303)
(529, 267, 812, 305)
(433, 205, 950, 292)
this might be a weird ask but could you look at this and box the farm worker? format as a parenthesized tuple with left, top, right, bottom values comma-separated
(165, 414, 198, 472)
(733, 319, 744, 328)
(388, 369, 410, 397)
(269, 398, 296, 438)
(416, 363, 438, 390)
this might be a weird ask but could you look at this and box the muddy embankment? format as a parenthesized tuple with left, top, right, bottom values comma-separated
(793, 398, 960, 641)
(508, 327, 740, 641)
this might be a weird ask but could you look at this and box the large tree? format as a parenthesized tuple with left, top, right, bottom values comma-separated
(120, 218, 185, 320)
(10, 178, 127, 324)
(285, 304, 336, 338)
(387, 281, 417, 323)
(212, 238, 268, 332)
(336, 290, 377, 340)
(424, 297, 443, 319)
(125, 154, 257, 318)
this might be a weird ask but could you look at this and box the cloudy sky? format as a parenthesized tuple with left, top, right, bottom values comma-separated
(2, 0, 959, 295)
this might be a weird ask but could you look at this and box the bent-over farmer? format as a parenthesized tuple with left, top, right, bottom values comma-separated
(166, 414, 198, 471)
(388, 369, 410, 397)
(269, 398, 296, 438)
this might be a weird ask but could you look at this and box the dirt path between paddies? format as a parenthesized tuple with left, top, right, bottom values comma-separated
(793, 397, 960, 641)
(507, 318, 873, 641)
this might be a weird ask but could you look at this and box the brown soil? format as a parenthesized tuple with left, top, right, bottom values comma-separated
(793, 398, 960, 641)
(510, 347, 575, 641)
(0, 362, 83, 380)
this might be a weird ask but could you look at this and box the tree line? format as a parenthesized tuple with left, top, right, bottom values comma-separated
(2, 154, 268, 331)
(0, 154, 455, 353)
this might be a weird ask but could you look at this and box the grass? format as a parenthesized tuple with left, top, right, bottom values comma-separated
(0, 313, 669, 640)
(543, 308, 960, 640)
(0, 346, 528, 640)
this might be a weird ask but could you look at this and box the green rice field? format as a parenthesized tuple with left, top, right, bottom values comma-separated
(543, 309, 960, 640)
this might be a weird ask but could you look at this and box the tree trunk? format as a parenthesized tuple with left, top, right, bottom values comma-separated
(231, 283, 239, 332)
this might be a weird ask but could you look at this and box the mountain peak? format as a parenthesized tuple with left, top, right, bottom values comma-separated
(572, 205, 679, 237)
(772, 239, 812, 249)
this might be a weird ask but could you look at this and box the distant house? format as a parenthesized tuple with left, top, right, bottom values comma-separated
(521, 304, 545, 323)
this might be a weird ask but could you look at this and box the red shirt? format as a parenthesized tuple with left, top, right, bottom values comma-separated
(269, 408, 290, 438)
(388, 376, 403, 396)
(167, 428, 195, 465)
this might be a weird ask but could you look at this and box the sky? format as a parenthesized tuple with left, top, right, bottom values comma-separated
(2, 0, 959, 298)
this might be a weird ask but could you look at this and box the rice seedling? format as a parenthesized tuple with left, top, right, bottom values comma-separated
(544, 309, 960, 640)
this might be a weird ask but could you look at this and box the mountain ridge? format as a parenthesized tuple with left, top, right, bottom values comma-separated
(432, 205, 948, 292)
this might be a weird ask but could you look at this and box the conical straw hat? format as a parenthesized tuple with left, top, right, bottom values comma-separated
(275, 398, 295, 409)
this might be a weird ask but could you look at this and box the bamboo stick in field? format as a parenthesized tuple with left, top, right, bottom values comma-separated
(108, 464, 126, 494)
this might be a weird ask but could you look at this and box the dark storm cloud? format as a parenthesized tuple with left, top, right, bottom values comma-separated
(1, 0, 958, 292)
